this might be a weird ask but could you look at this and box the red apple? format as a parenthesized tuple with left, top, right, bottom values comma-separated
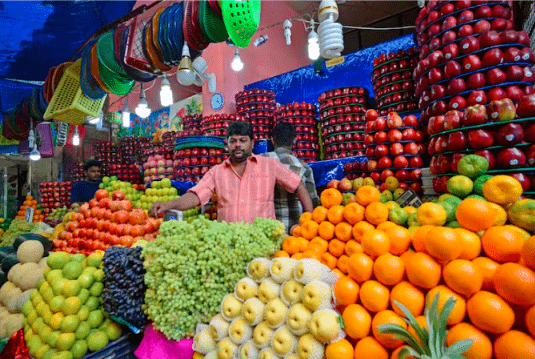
(444, 110, 463, 130)
(465, 104, 487, 125)
(526, 145, 535, 166)
(443, 43, 459, 60)
(462, 55, 482, 73)
(447, 78, 466, 95)
(449, 96, 467, 110)
(505, 65, 524, 82)
(442, 30, 457, 45)
(458, 10, 475, 24)
(390, 143, 404, 157)
(395, 169, 410, 182)
(447, 131, 468, 151)
(402, 115, 419, 127)
(451, 153, 467, 173)
(402, 128, 417, 141)
(444, 60, 462, 79)
(500, 30, 519, 45)
(404, 142, 419, 155)
(393, 156, 409, 168)
(387, 129, 403, 143)
(511, 173, 531, 191)
(428, 68, 444, 84)
(375, 144, 389, 157)
(475, 5, 491, 19)
(488, 98, 516, 121)
(378, 157, 393, 169)
(482, 48, 504, 67)
(409, 156, 424, 168)
(474, 19, 491, 34)
(374, 117, 387, 130)
(467, 90, 487, 106)
(485, 68, 507, 85)
(475, 150, 496, 170)
(459, 36, 479, 54)
(496, 147, 526, 168)
(504, 47, 521, 62)
(466, 72, 486, 90)
(468, 129, 495, 149)
(386, 112, 403, 129)
(487, 87, 507, 102)
(506, 85, 525, 102)
(495, 123, 524, 146)
(479, 30, 501, 48)
(431, 84, 447, 100)
(409, 169, 422, 181)
(516, 94, 535, 118)
(457, 24, 474, 38)
(524, 123, 535, 142)
(491, 18, 508, 31)
(380, 169, 395, 182)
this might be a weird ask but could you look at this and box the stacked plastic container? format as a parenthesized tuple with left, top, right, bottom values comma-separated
(236, 89, 277, 140)
(94, 141, 119, 177)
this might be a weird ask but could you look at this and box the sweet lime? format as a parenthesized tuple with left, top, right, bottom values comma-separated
(473, 175, 493, 196)
(389, 207, 408, 226)
(447, 175, 473, 198)
(457, 154, 489, 179)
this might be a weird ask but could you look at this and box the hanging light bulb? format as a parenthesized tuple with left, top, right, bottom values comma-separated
(135, 84, 151, 119)
(122, 98, 131, 128)
(308, 20, 320, 61)
(72, 125, 80, 146)
(88, 111, 102, 125)
(231, 48, 244, 72)
(29, 147, 41, 161)
(160, 74, 173, 107)
(28, 127, 35, 150)
(283, 20, 292, 45)
(176, 44, 196, 86)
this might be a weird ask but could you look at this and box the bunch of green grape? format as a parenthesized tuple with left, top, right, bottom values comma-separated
(0, 219, 36, 246)
(141, 216, 285, 340)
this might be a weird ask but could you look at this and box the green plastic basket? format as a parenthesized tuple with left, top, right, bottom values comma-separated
(221, 0, 261, 48)
(199, 0, 229, 43)
(97, 31, 130, 80)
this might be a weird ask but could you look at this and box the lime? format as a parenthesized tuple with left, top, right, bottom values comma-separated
(71, 340, 88, 359)
(447, 175, 474, 198)
(47, 252, 70, 270)
(407, 212, 420, 227)
(473, 175, 493, 196)
(457, 154, 489, 179)
(75, 322, 91, 340)
(389, 207, 408, 226)
(87, 331, 108, 352)
(62, 262, 84, 280)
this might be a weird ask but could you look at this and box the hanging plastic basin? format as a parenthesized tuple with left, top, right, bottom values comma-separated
(199, 0, 228, 43)
(97, 31, 131, 81)
(221, 0, 261, 48)
(119, 25, 157, 82)
(183, 0, 209, 51)
(95, 43, 135, 96)
(81, 44, 107, 100)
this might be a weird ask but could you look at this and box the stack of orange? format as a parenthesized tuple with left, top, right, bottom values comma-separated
(279, 186, 535, 359)
(15, 195, 45, 223)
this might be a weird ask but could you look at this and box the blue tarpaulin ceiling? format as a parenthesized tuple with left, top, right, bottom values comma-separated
(0, 0, 136, 113)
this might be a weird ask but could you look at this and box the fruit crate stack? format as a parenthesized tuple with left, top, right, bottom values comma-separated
(274, 102, 319, 162)
(71, 162, 84, 183)
(119, 136, 150, 167)
(94, 141, 119, 177)
(109, 163, 143, 184)
(364, 110, 426, 195)
(414, 1, 535, 126)
(318, 86, 369, 160)
(235, 88, 277, 140)
(160, 131, 178, 152)
(182, 114, 202, 136)
(201, 113, 244, 138)
(39, 181, 72, 215)
(174, 137, 226, 183)
(372, 47, 419, 116)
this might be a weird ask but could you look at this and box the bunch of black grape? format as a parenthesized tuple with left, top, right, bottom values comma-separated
(102, 246, 147, 329)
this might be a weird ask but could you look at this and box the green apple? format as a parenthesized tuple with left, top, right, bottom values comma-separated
(47, 330, 61, 346)
(77, 273, 94, 289)
(92, 269, 104, 282)
(77, 305, 89, 321)
(102, 176, 110, 183)
(89, 282, 103, 297)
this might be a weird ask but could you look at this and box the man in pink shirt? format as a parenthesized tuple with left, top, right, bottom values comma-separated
(150, 121, 314, 224)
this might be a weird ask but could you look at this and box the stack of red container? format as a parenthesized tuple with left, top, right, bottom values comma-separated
(174, 147, 226, 183)
(94, 142, 119, 177)
(182, 115, 202, 136)
(236, 89, 277, 140)
(201, 114, 244, 138)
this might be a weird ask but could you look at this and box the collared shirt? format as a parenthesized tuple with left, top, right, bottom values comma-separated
(71, 180, 101, 204)
(188, 154, 302, 224)
(263, 147, 320, 231)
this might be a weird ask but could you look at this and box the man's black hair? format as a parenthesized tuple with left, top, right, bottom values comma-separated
(227, 121, 254, 140)
(83, 159, 101, 171)
(272, 122, 296, 147)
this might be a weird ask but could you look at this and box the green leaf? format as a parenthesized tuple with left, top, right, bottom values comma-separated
(392, 299, 430, 355)
(399, 346, 423, 359)
(377, 324, 427, 355)
(445, 339, 474, 356)
(437, 296, 457, 353)
(426, 293, 440, 358)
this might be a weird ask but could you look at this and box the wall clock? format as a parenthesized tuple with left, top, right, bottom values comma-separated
(211, 93, 224, 111)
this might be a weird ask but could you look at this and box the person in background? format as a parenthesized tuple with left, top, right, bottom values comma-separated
(150, 121, 314, 225)
(70, 159, 102, 205)
(263, 122, 320, 232)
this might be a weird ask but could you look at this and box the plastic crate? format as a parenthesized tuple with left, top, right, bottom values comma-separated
(82, 333, 141, 359)
(44, 59, 106, 125)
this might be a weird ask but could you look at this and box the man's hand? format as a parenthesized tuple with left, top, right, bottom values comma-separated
(150, 201, 170, 217)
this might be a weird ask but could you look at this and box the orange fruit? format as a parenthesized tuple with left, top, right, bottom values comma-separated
(443, 259, 483, 297)
(455, 228, 482, 260)
(343, 304, 372, 339)
(300, 212, 313, 225)
(406, 253, 441, 289)
(417, 202, 447, 226)
(325, 338, 353, 359)
(384, 225, 412, 255)
(493, 330, 535, 359)
(321, 252, 337, 270)
(309, 237, 329, 253)
(334, 275, 359, 306)
(407, 316, 427, 346)
(352, 221, 375, 242)
(361, 230, 390, 259)
(291, 253, 303, 260)
(359, 280, 389, 313)
(292, 225, 302, 237)
(365, 202, 389, 225)
(297, 237, 309, 252)
(343, 203, 365, 225)
(302, 250, 321, 261)
(312, 206, 329, 223)
(456, 198, 496, 232)
(348, 252, 373, 283)
(446, 323, 492, 359)
(390, 281, 424, 318)
(424, 227, 462, 261)
(481, 226, 524, 262)
(400, 250, 415, 265)
(273, 250, 290, 258)
(489, 202, 508, 226)
(353, 337, 389, 359)
(344, 240, 363, 256)
(467, 291, 515, 334)
(336, 254, 350, 274)
(411, 225, 433, 253)
(301, 220, 319, 240)
(306, 242, 326, 254)
(321, 188, 343, 209)
(335, 222, 353, 242)
(356, 186, 381, 206)
(472, 257, 500, 292)
(328, 239, 346, 258)
(391, 346, 416, 359)
(376, 221, 397, 231)
(371, 310, 407, 349)
(427, 285, 466, 325)
(373, 253, 405, 286)
(522, 235, 535, 271)
(318, 221, 336, 240)
(483, 175, 523, 205)
(282, 236, 300, 255)
(327, 205, 345, 225)
(526, 305, 535, 338)
(493, 262, 535, 306)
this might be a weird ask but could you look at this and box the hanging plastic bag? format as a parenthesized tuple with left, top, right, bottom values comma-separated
(135, 323, 194, 359)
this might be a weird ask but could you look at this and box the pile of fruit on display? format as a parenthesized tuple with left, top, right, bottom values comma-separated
(98, 177, 144, 207)
(108, 163, 142, 185)
(182, 114, 202, 136)
(21, 251, 123, 358)
(53, 189, 161, 255)
(236, 89, 277, 140)
(372, 47, 419, 115)
(0, 235, 50, 338)
(0, 218, 13, 236)
(142, 152, 174, 184)
(71, 163, 85, 183)
(138, 178, 180, 212)
(0, 220, 38, 247)
(429, 95, 535, 194)
(280, 160, 535, 358)
(192, 257, 342, 358)
(118, 136, 151, 168)
(174, 137, 226, 183)
(141, 216, 286, 340)
(159, 131, 178, 153)
(413, 0, 535, 125)
(45, 208, 70, 226)
(94, 142, 119, 178)
(39, 181, 72, 216)
(274, 102, 319, 162)
(201, 113, 244, 138)
(15, 196, 45, 223)
(102, 246, 147, 330)
(343, 158, 369, 180)
(318, 86, 369, 160)
(365, 110, 426, 195)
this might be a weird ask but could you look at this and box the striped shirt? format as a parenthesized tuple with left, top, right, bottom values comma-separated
(188, 154, 302, 224)
(263, 148, 320, 231)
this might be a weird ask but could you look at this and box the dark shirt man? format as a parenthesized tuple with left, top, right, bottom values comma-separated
(71, 159, 102, 205)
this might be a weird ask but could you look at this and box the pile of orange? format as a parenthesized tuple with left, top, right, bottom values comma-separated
(279, 186, 535, 359)
(15, 195, 45, 222)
